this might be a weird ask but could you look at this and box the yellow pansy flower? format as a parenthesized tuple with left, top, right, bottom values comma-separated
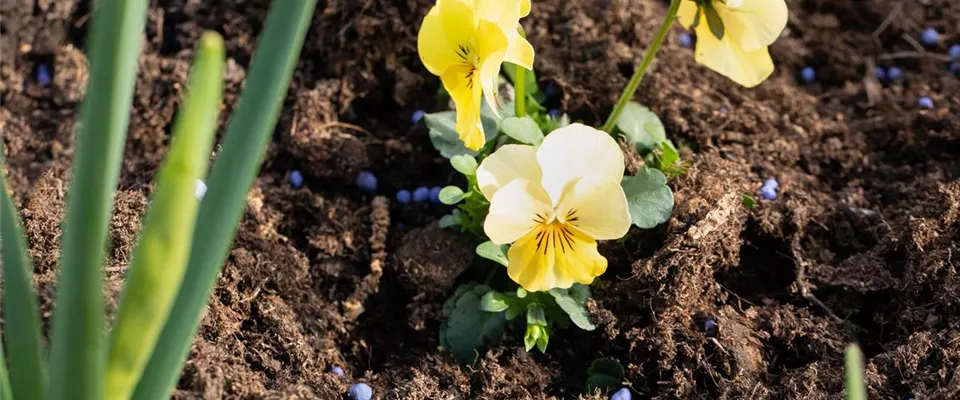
(418, 0, 535, 150)
(677, 0, 788, 87)
(478, 124, 631, 292)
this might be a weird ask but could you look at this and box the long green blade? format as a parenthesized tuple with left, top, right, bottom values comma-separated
(845, 343, 867, 400)
(1, 340, 13, 400)
(46, 0, 150, 398)
(1, 152, 47, 400)
(104, 31, 224, 400)
(131, 1, 318, 398)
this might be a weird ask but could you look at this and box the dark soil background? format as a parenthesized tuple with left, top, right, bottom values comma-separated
(3, 0, 960, 398)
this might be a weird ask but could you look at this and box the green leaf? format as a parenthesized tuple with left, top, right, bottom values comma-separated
(104, 32, 224, 400)
(439, 186, 465, 205)
(505, 304, 523, 321)
(1, 148, 46, 400)
(516, 287, 528, 298)
(501, 116, 544, 145)
(440, 283, 508, 362)
(479, 291, 511, 312)
(439, 213, 460, 229)
(616, 101, 666, 152)
(548, 284, 597, 331)
(426, 103, 500, 159)
(133, 2, 319, 399)
(586, 358, 626, 394)
(648, 140, 685, 177)
(48, 0, 151, 398)
(0, 343, 12, 400)
(450, 154, 478, 175)
(621, 167, 674, 229)
(845, 344, 867, 400)
(703, 3, 725, 40)
(742, 195, 756, 210)
(475, 241, 509, 267)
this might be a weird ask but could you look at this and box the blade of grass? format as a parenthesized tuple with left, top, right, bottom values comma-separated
(1, 154, 47, 400)
(104, 31, 224, 400)
(131, 1, 318, 398)
(845, 343, 867, 400)
(1, 340, 13, 400)
(46, 0, 150, 398)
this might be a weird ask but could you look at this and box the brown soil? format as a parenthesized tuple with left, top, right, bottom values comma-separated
(3, 0, 960, 399)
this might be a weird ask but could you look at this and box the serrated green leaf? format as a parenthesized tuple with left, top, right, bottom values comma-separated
(479, 291, 511, 312)
(440, 283, 508, 363)
(621, 167, 674, 229)
(450, 155, 478, 175)
(426, 104, 500, 159)
(501, 116, 544, 145)
(586, 358, 626, 393)
(616, 102, 666, 152)
(548, 284, 596, 331)
(439, 186, 465, 205)
(475, 241, 509, 267)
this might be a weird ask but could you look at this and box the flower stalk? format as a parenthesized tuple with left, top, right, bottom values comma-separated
(601, 0, 681, 133)
(515, 64, 526, 117)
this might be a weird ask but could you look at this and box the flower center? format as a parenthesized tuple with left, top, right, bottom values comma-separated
(455, 43, 480, 88)
(532, 221, 577, 255)
(531, 208, 582, 255)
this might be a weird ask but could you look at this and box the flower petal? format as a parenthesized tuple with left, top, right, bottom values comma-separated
(507, 225, 607, 292)
(417, 7, 459, 76)
(474, 0, 522, 27)
(505, 35, 535, 70)
(484, 178, 554, 245)
(520, 0, 530, 17)
(677, 0, 699, 29)
(716, 0, 787, 51)
(556, 178, 631, 240)
(536, 123, 625, 206)
(442, 64, 485, 150)
(692, 21, 774, 88)
(476, 144, 541, 200)
(440, 0, 479, 47)
(417, 1, 478, 76)
(476, 19, 509, 118)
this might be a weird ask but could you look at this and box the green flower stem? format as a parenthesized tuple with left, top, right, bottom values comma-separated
(600, 0, 681, 133)
(515, 65, 526, 118)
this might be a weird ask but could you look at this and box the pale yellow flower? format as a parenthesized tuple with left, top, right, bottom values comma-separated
(418, 0, 535, 150)
(677, 0, 788, 87)
(478, 124, 631, 292)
